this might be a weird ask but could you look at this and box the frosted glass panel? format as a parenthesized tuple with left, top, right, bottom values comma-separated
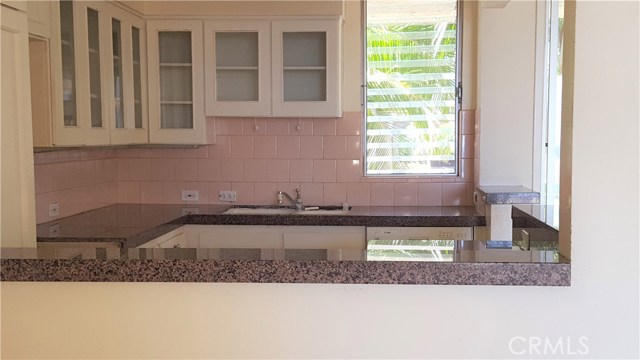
(216, 69, 258, 101)
(283, 70, 326, 101)
(159, 32, 191, 63)
(215, 32, 258, 67)
(158, 31, 194, 129)
(161, 104, 193, 129)
(112, 18, 124, 128)
(132, 27, 142, 128)
(87, 8, 102, 128)
(160, 66, 193, 101)
(283, 32, 326, 67)
(59, 0, 76, 126)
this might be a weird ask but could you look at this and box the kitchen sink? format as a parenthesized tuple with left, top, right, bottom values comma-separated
(223, 205, 350, 216)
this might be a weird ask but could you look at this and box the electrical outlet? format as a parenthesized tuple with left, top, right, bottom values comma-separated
(219, 190, 237, 202)
(181, 207, 199, 216)
(49, 223, 60, 237)
(49, 203, 59, 217)
(181, 190, 199, 201)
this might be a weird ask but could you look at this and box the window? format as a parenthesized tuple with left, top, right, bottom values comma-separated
(364, 0, 461, 176)
(541, 0, 564, 228)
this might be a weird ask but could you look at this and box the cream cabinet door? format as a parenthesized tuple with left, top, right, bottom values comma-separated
(1, 4, 37, 247)
(272, 19, 341, 117)
(104, 3, 148, 144)
(204, 20, 271, 117)
(147, 20, 208, 144)
(50, 0, 110, 145)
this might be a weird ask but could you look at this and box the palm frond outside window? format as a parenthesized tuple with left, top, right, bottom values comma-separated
(365, 0, 460, 175)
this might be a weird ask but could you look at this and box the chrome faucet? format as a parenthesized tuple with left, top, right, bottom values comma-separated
(277, 188, 304, 211)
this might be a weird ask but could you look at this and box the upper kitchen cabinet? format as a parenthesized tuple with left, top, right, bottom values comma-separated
(45, 0, 148, 146)
(147, 20, 207, 144)
(204, 21, 271, 117)
(272, 20, 341, 117)
(204, 18, 341, 118)
(107, 4, 148, 144)
(26, 1, 52, 38)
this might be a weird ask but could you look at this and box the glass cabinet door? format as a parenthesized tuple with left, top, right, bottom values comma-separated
(108, 7, 148, 145)
(132, 26, 143, 129)
(111, 18, 124, 129)
(203, 21, 270, 117)
(215, 31, 259, 101)
(59, 0, 77, 127)
(158, 31, 193, 129)
(86, 7, 102, 128)
(282, 31, 327, 102)
(272, 20, 341, 117)
(147, 20, 206, 144)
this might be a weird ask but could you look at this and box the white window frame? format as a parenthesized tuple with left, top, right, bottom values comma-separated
(362, 0, 463, 177)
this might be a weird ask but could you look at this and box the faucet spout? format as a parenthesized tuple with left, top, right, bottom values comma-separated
(277, 188, 304, 211)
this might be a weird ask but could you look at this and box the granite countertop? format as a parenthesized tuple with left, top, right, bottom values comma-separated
(1, 204, 570, 286)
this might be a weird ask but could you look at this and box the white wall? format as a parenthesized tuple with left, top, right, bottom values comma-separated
(1, 1, 638, 358)
(477, 1, 536, 187)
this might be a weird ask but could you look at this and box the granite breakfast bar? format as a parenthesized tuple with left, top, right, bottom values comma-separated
(1, 204, 570, 286)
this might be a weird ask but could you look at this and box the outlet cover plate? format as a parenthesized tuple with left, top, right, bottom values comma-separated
(181, 190, 199, 201)
(219, 191, 237, 202)
(49, 203, 59, 217)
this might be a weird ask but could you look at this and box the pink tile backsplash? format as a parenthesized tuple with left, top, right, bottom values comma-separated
(323, 183, 347, 205)
(33, 111, 477, 223)
(460, 110, 476, 135)
(140, 181, 164, 204)
(230, 136, 254, 159)
(370, 183, 394, 206)
(347, 183, 370, 206)
(197, 158, 221, 181)
(231, 182, 255, 204)
(346, 136, 361, 160)
(300, 136, 324, 159)
(266, 118, 291, 135)
(174, 159, 198, 181)
(243, 118, 266, 135)
(418, 183, 443, 206)
(253, 136, 277, 159)
(336, 160, 361, 182)
(276, 136, 300, 159)
(266, 159, 290, 182)
(217, 117, 244, 135)
(290, 119, 313, 135)
(300, 182, 323, 205)
(243, 159, 267, 182)
(323, 136, 347, 159)
(254, 182, 278, 205)
(442, 183, 469, 206)
(313, 160, 337, 183)
(151, 159, 175, 181)
(336, 112, 361, 135)
(290, 160, 314, 182)
(220, 159, 244, 182)
(313, 118, 337, 135)
(393, 183, 418, 206)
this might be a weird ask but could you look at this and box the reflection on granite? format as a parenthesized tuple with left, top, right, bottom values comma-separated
(36, 204, 485, 248)
(477, 186, 540, 204)
(0, 204, 570, 286)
